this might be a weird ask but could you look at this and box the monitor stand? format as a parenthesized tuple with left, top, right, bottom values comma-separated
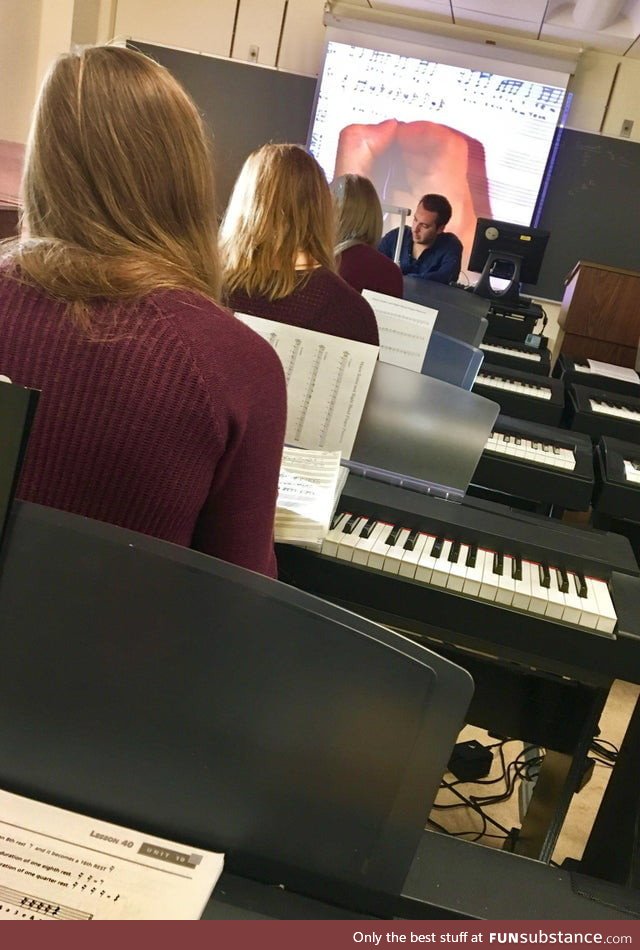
(473, 251, 523, 308)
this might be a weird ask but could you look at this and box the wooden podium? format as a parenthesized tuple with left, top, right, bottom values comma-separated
(558, 261, 640, 368)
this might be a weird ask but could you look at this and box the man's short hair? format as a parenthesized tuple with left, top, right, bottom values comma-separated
(418, 194, 452, 229)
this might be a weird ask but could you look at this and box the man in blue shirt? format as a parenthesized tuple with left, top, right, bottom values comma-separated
(378, 193, 462, 284)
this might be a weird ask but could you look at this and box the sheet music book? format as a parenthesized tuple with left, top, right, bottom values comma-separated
(362, 290, 437, 372)
(236, 313, 379, 457)
(275, 446, 347, 550)
(0, 789, 224, 920)
(582, 359, 640, 384)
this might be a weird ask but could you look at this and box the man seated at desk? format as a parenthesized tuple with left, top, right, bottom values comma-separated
(378, 193, 462, 285)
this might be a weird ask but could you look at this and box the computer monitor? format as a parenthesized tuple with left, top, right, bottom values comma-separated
(469, 218, 550, 307)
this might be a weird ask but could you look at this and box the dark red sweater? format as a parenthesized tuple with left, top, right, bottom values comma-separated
(337, 243, 403, 299)
(227, 266, 379, 346)
(0, 271, 286, 577)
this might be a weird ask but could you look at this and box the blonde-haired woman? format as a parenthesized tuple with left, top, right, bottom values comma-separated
(220, 144, 379, 346)
(331, 174, 403, 298)
(0, 46, 286, 577)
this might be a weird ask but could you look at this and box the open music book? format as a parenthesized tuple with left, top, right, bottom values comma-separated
(235, 313, 379, 458)
(0, 788, 224, 920)
(275, 446, 348, 550)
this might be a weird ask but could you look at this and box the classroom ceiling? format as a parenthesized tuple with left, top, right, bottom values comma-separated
(345, 0, 640, 57)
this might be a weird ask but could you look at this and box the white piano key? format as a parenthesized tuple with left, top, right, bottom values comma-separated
(382, 527, 412, 575)
(479, 550, 500, 601)
(351, 520, 389, 566)
(572, 573, 600, 630)
(545, 569, 566, 620)
(398, 531, 429, 579)
(321, 512, 352, 558)
(494, 554, 516, 606)
(528, 562, 549, 616)
(561, 571, 585, 626)
(512, 559, 532, 611)
(446, 543, 469, 592)
(367, 522, 398, 571)
(590, 577, 617, 635)
(462, 548, 485, 597)
(430, 539, 454, 587)
(335, 515, 369, 561)
(414, 534, 441, 584)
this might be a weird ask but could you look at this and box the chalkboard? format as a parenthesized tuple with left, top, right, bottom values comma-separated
(530, 128, 640, 301)
(130, 41, 317, 216)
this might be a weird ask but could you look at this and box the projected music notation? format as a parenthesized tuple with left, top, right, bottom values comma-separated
(310, 42, 568, 227)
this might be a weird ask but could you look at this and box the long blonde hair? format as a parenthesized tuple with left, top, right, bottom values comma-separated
(220, 143, 336, 301)
(331, 174, 383, 254)
(7, 45, 220, 329)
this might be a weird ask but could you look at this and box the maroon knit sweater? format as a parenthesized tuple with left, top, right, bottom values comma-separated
(0, 270, 287, 577)
(227, 266, 379, 346)
(337, 243, 404, 299)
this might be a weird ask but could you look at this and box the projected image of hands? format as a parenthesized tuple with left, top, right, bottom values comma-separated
(334, 118, 492, 264)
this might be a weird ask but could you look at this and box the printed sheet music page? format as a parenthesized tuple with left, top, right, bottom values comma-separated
(0, 789, 224, 920)
(236, 314, 379, 458)
(362, 290, 437, 372)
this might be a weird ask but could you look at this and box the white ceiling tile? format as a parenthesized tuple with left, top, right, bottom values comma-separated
(370, 0, 452, 16)
(540, 23, 632, 52)
(624, 33, 640, 56)
(453, 0, 548, 21)
(453, 13, 539, 36)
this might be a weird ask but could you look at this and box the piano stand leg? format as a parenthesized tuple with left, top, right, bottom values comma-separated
(513, 688, 607, 863)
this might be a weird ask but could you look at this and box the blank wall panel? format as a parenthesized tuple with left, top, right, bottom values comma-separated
(232, 0, 284, 67)
(115, 0, 237, 59)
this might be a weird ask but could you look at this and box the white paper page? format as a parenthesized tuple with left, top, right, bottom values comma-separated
(585, 360, 640, 384)
(362, 290, 437, 372)
(0, 789, 224, 920)
(276, 447, 342, 545)
(236, 314, 378, 458)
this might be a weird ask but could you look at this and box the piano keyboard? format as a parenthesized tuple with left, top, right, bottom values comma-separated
(486, 432, 576, 470)
(590, 399, 640, 423)
(624, 459, 640, 484)
(481, 343, 541, 363)
(320, 512, 617, 637)
(477, 373, 551, 400)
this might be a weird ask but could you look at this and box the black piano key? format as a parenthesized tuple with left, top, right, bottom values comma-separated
(556, 567, 569, 594)
(386, 525, 401, 546)
(448, 540, 461, 563)
(552, 446, 561, 456)
(359, 518, 377, 539)
(514, 438, 522, 446)
(504, 435, 511, 444)
(574, 572, 588, 599)
(539, 563, 551, 588)
(512, 556, 522, 581)
(342, 514, 360, 535)
(493, 551, 504, 575)
(404, 529, 419, 551)
(330, 511, 346, 530)
(541, 444, 550, 453)
(531, 442, 539, 450)
(431, 537, 444, 558)
(466, 544, 478, 568)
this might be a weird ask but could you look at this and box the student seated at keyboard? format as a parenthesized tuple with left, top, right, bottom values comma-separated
(330, 173, 403, 298)
(220, 144, 379, 346)
(0, 46, 286, 578)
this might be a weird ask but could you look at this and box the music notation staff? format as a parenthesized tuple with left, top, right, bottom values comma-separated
(0, 884, 91, 920)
